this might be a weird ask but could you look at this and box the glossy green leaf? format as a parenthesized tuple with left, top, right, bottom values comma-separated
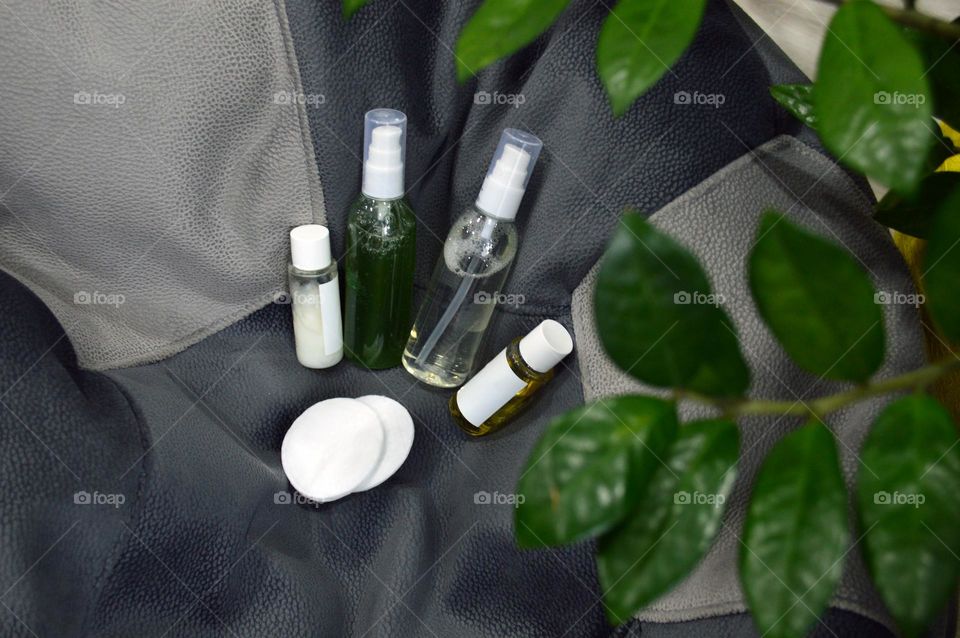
(455, 0, 571, 82)
(749, 211, 885, 382)
(597, 0, 706, 116)
(770, 84, 817, 129)
(597, 419, 738, 623)
(741, 421, 848, 638)
(815, 0, 933, 193)
(596, 214, 749, 395)
(515, 396, 677, 548)
(874, 172, 960, 239)
(923, 187, 960, 342)
(685, 310, 752, 398)
(342, 0, 369, 19)
(858, 395, 960, 638)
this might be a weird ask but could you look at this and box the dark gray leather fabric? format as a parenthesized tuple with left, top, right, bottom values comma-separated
(0, 0, 926, 636)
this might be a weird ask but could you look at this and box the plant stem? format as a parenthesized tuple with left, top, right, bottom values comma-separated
(815, 0, 960, 42)
(681, 358, 960, 419)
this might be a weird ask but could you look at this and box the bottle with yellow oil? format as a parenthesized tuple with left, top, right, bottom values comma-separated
(449, 320, 573, 436)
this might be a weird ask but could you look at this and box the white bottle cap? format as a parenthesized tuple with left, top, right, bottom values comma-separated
(455, 319, 573, 427)
(519, 319, 574, 373)
(362, 108, 407, 199)
(474, 128, 543, 221)
(290, 224, 332, 271)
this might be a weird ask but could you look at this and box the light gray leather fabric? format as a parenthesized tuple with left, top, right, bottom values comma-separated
(571, 134, 924, 631)
(0, 0, 324, 370)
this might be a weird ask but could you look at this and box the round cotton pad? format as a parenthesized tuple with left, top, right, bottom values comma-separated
(353, 395, 415, 492)
(281, 398, 385, 503)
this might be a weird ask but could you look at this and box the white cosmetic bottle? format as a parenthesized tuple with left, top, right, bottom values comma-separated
(288, 224, 343, 369)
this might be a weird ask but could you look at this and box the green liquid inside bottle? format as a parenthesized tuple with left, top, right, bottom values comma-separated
(344, 193, 417, 369)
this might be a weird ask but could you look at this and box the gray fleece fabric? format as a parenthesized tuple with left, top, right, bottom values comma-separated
(0, 0, 324, 369)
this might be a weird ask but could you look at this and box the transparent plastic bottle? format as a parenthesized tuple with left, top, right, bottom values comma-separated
(288, 225, 343, 369)
(403, 129, 543, 388)
(344, 109, 417, 369)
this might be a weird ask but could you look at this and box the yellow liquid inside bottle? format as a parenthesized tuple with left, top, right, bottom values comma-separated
(449, 338, 555, 437)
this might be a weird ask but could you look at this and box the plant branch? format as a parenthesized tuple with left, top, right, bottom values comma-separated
(681, 358, 960, 419)
(815, 0, 960, 42)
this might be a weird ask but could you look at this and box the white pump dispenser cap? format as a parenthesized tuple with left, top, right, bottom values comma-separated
(455, 319, 573, 427)
(474, 129, 543, 221)
(362, 108, 407, 199)
(290, 224, 332, 271)
(519, 319, 574, 373)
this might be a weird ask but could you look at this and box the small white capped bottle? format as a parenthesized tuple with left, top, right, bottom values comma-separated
(288, 225, 343, 369)
(450, 320, 573, 436)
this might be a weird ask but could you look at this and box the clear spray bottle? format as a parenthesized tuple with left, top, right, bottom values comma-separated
(289, 224, 343, 369)
(344, 109, 417, 369)
(402, 129, 543, 388)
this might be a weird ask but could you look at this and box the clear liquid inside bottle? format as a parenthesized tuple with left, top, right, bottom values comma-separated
(402, 206, 518, 388)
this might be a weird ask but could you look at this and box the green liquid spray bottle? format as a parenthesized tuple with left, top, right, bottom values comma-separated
(402, 129, 543, 387)
(344, 109, 417, 369)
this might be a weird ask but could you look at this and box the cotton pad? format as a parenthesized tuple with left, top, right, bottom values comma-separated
(353, 395, 415, 492)
(281, 398, 385, 503)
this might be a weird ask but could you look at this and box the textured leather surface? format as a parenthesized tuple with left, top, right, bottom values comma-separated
(0, 0, 324, 370)
(572, 135, 924, 632)
(285, 0, 813, 312)
(0, 0, 914, 636)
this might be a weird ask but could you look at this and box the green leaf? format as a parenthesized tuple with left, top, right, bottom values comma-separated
(454, 0, 571, 83)
(770, 84, 817, 129)
(595, 214, 750, 395)
(874, 172, 960, 239)
(815, 0, 933, 193)
(741, 421, 848, 638)
(685, 310, 752, 398)
(342, 0, 369, 19)
(597, 419, 738, 623)
(515, 396, 677, 548)
(749, 211, 885, 382)
(908, 30, 960, 132)
(923, 186, 960, 342)
(597, 0, 707, 116)
(857, 394, 960, 638)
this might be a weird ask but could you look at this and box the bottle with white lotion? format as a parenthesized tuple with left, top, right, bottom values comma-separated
(402, 129, 542, 388)
(289, 224, 343, 368)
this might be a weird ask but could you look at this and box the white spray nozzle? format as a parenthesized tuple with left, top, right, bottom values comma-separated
(475, 129, 542, 221)
(362, 108, 407, 199)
